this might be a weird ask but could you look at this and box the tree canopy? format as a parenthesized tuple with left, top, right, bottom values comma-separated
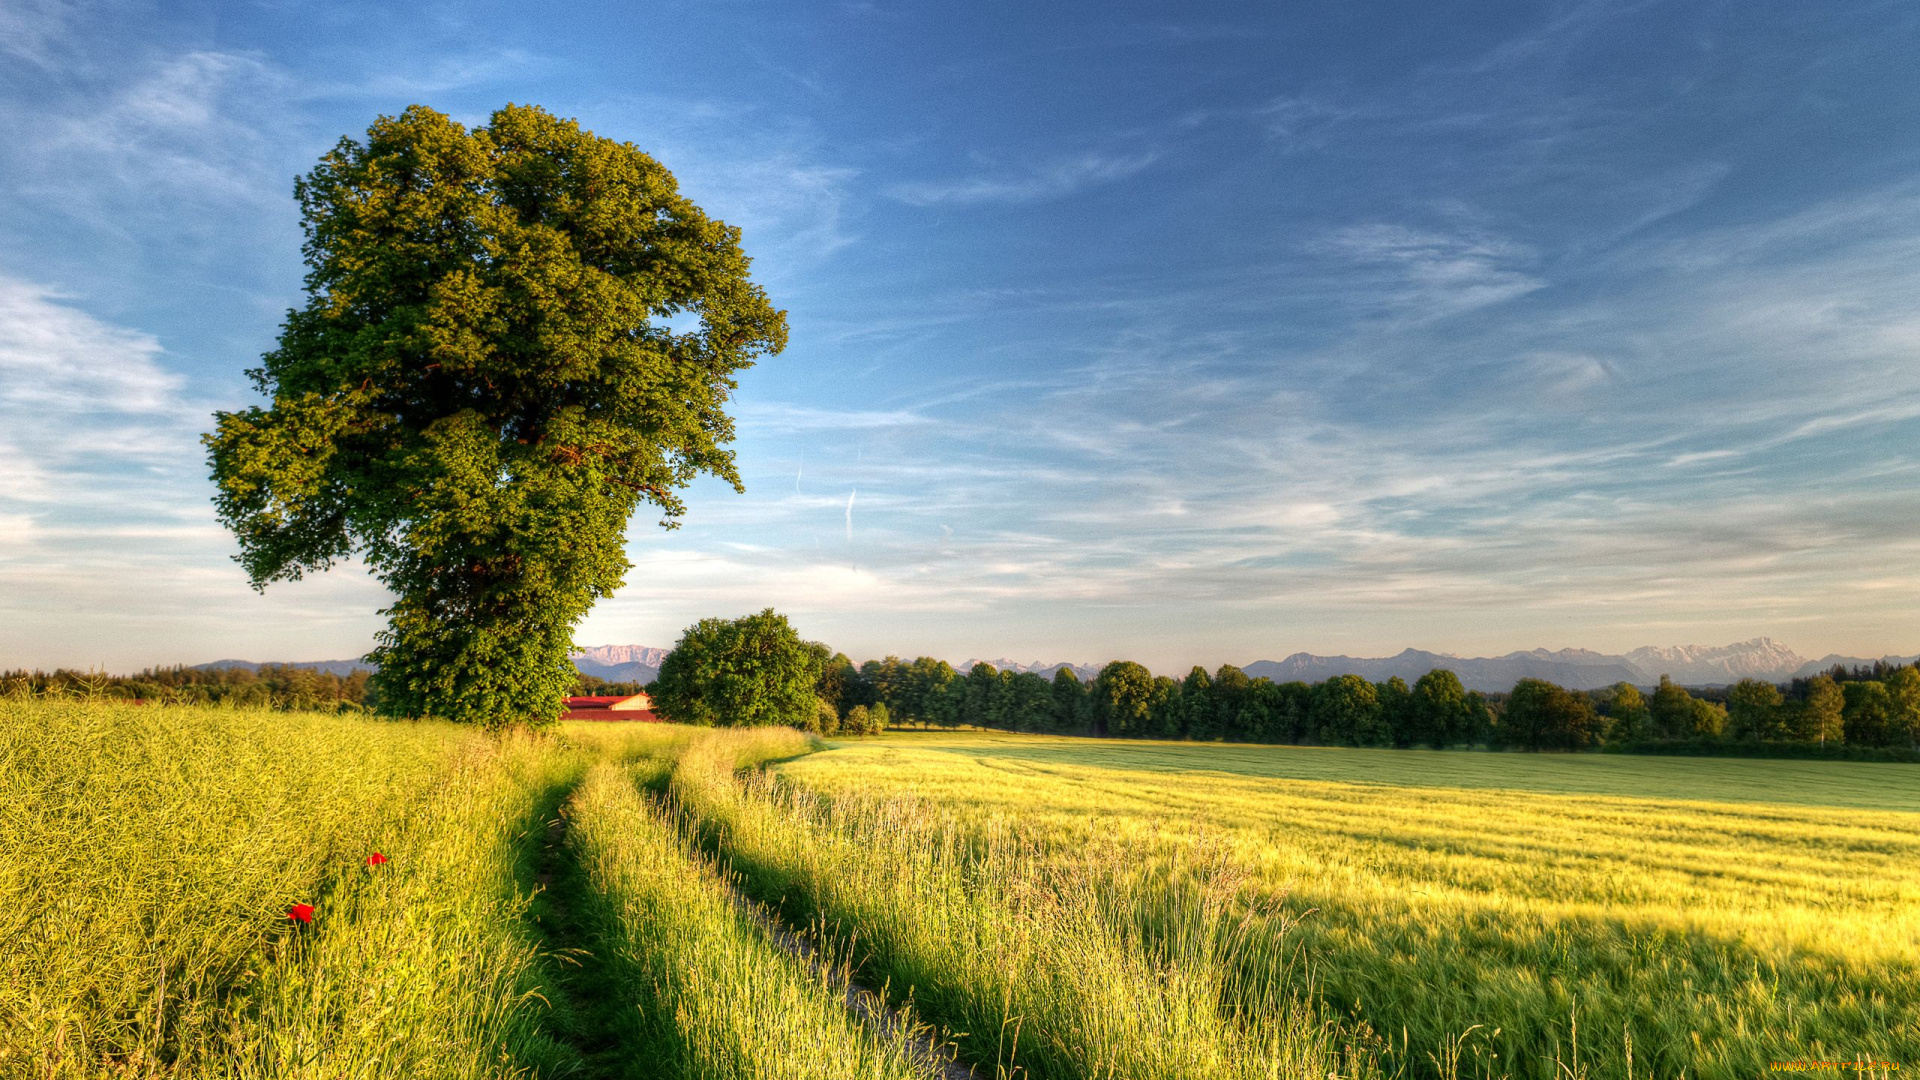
(650, 609, 822, 728)
(205, 104, 786, 724)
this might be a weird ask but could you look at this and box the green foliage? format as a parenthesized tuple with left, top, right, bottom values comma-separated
(1649, 675, 1695, 739)
(840, 701, 890, 736)
(1410, 669, 1472, 748)
(2, 664, 370, 711)
(1798, 674, 1846, 745)
(1309, 673, 1382, 746)
(1888, 667, 1920, 748)
(1842, 679, 1897, 747)
(817, 650, 859, 715)
(1050, 667, 1089, 733)
(1376, 675, 1414, 748)
(1177, 666, 1213, 740)
(1500, 678, 1605, 751)
(962, 661, 1004, 730)
(1725, 678, 1785, 740)
(204, 103, 786, 726)
(813, 696, 841, 736)
(650, 609, 822, 728)
(823, 651, 1920, 759)
(1689, 696, 1728, 738)
(1092, 661, 1157, 737)
(1603, 681, 1652, 742)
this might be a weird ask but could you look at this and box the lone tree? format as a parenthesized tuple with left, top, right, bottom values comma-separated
(205, 105, 786, 724)
(650, 609, 823, 728)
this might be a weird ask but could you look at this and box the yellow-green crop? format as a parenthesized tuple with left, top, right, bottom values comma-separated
(663, 727, 1379, 1079)
(567, 753, 940, 1079)
(779, 732, 1920, 1079)
(0, 700, 474, 1074)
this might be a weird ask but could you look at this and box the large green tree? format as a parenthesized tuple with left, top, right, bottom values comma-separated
(1797, 674, 1846, 745)
(1410, 669, 1472, 749)
(1841, 680, 1896, 747)
(1309, 674, 1382, 746)
(1501, 678, 1604, 751)
(1092, 661, 1156, 737)
(205, 104, 786, 724)
(1603, 681, 1652, 743)
(650, 609, 821, 728)
(1649, 675, 1696, 740)
(1726, 679, 1785, 741)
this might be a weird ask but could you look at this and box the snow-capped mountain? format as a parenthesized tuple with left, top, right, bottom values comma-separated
(1621, 638, 1808, 684)
(570, 644, 670, 684)
(1241, 648, 1641, 692)
(964, 658, 1104, 682)
(1237, 638, 1912, 691)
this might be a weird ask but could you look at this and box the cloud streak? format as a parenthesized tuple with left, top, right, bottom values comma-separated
(887, 150, 1159, 206)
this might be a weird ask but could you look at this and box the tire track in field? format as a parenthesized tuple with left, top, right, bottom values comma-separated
(712, 874, 981, 1080)
(535, 769, 976, 1080)
(526, 779, 626, 1079)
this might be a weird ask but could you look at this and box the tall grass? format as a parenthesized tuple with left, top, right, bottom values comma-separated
(566, 756, 939, 1080)
(215, 731, 588, 1079)
(0, 701, 473, 1075)
(664, 728, 1376, 1080)
(782, 732, 1920, 1079)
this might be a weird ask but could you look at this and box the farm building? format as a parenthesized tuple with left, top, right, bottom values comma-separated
(561, 693, 658, 722)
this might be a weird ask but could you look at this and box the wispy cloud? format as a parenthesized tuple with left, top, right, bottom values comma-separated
(887, 150, 1159, 207)
(737, 402, 935, 433)
(0, 277, 388, 666)
(1319, 223, 1545, 320)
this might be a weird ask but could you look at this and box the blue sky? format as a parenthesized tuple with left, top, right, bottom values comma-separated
(3, 0, 1919, 671)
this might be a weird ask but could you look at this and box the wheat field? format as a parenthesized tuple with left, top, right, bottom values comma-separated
(4, 701, 1913, 1078)
(776, 732, 1920, 1079)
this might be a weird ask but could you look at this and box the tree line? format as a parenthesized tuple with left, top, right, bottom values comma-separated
(3, 665, 374, 712)
(641, 611, 1920, 757)
(809, 657, 1920, 758)
(4, 664, 663, 713)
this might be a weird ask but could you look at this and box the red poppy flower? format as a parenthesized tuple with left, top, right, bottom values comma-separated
(365, 852, 389, 867)
(287, 903, 314, 923)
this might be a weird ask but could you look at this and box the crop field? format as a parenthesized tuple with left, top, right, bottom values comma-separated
(780, 732, 1920, 1078)
(4, 701, 1914, 1079)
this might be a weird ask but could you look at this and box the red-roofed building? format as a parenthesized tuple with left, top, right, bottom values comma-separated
(562, 693, 659, 722)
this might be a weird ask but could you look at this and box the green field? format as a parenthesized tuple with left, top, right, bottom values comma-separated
(781, 732, 1920, 1077)
(4, 702, 1913, 1078)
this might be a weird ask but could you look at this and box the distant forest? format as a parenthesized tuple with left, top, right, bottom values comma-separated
(817, 655, 1920, 761)
(1, 665, 639, 711)
(9, 656, 1916, 759)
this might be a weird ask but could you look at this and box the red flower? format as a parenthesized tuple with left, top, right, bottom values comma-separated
(365, 852, 389, 867)
(287, 903, 314, 923)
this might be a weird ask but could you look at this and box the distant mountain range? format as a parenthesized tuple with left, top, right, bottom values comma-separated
(192, 647, 670, 685)
(191, 638, 1916, 695)
(569, 644, 670, 685)
(193, 658, 372, 678)
(963, 658, 1106, 682)
(1239, 639, 1918, 692)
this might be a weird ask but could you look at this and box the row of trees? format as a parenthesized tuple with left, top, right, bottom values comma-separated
(823, 656, 1498, 747)
(6, 663, 635, 713)
(639, 611, 1918, 755)
(3, 665, 374, 711)
(815, 657, 1920, 754)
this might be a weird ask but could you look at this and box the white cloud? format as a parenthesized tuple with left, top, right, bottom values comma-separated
(887, 150, 1159, 207)
(737, 401, 934, 433)
(1322, 223, 1545, 319)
